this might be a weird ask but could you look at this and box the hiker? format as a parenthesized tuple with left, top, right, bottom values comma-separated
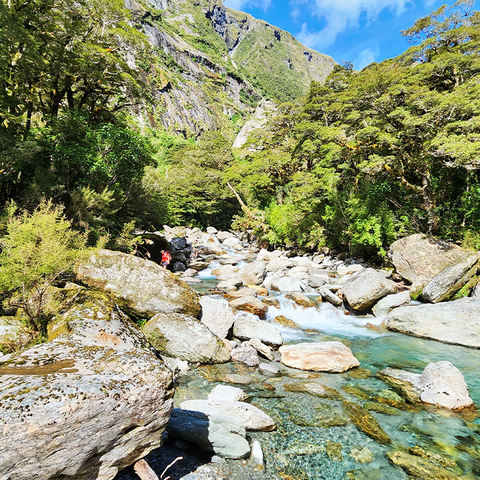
(161, 250, 172, 268)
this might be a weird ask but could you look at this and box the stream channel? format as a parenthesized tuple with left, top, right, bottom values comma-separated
(171, 246, 480, 480)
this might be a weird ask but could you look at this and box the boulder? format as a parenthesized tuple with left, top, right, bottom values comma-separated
(208, 385, 248, 403)
(286, 292, 315, 308)
(308, 275, 329, 288)
(222, 237, 241, 248)
(206, 226, 218, 234)
(266, 258, 294, 272)
(384, 297, 480, 348)
(180, 399, 276, 431)
(319, 286, 342, 306)
(239, 261, 267, 286)
(199, 296, 235, 339)
(274, 315, 301, 329)
(279, 342, 359, 372)
(211, 264, 239, 277)
(422, 252, 480, 303)
(233, 316, 284, 347)
(229, 296, 269, 319)
(216, 231, 235, 242)
(248, 338, 274, 360)
(170, 236, 188, 250)
(216, 278, 242, 292)
(143, 312, 230, 364)
(337, 264, 364, 276)
(230, 345, 260, 367)
(167, 409, 250, 459)
(343, 268, 395, 311)
(75, 249, 201, 319)
(271, 276, 304, 292)
(389, 234, 465, 288)
(419, 361, 473, 410)
(372, 291, 411, 317)
(0, 289, 173, 480)
(379, 362, 473, 410)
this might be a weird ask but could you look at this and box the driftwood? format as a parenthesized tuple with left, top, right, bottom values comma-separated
(133, 459, 159, 480)
(227, 182, 253, 217)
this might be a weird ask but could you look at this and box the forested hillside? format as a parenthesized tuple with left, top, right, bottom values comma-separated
(1, 0, 480, 260)
(226, 1, 480, 257)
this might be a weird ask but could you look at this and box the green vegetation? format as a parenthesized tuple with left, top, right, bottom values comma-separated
(0, 202, 92, 334)
(228, 1, 480, 257)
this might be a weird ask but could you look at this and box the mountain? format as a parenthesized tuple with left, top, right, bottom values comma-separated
(127, 0, 335, 136)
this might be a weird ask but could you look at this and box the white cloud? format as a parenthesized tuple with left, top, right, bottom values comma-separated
(293, 0, 414, 49)
(353, 46, 379, 69)
(224, 0, 272, 11)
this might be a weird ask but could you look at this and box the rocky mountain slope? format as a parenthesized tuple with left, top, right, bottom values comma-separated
(127, 0, 335, 136)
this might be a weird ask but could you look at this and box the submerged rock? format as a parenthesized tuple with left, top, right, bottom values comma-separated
(143, 312, 230, 364)
(0, 289, 174, 480)
(343, 401, 391, 445)
(343, 268, 395, 311)
(75, 249, 201, 319)
(387, 450, 463, 480)
(279, 341, 359, 372)
(284, 381, 342, 399)
(167, 409, 250, 459)
(384, 297, 480, 348)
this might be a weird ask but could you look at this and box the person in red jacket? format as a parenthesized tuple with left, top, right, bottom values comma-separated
(161, 250, 172, 268)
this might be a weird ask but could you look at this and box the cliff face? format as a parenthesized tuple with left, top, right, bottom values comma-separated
(132, 0, 335, 136)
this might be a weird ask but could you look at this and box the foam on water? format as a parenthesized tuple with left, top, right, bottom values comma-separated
(266, 296, 386, 341)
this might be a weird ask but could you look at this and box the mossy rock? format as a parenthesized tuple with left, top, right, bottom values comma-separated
(343, 401, 391, 445)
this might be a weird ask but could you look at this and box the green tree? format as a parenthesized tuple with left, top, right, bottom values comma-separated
(0, 0, 149, 140)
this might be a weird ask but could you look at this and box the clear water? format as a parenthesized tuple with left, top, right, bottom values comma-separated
(186, 260, 480, 479)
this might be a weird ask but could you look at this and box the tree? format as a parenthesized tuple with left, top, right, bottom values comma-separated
(0, 0, 149, 140)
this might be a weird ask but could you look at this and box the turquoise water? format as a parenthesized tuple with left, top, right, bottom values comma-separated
(186, 262, 480, 479)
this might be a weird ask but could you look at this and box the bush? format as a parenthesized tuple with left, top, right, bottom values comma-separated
(0, 201, 93, 334)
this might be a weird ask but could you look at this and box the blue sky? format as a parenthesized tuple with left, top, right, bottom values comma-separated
(223, 0, 478, 69)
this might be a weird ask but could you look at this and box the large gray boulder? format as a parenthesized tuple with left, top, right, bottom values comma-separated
(271, 276, 304, 292)
(372, 291, 411, 317)
(75, 249, 201, 319)
(0, 289, 174, 480)
(379, 361, 473, 410)
(199, 296, 235, 339)
(422, 252, 480, 303)
(167, 409, 250, 459)
(239, 260, 267, 286)
(233, 315, 283, 347)
(143, 312, 230, 364)
(383, 297, 480, 348)
(343, 268, 395, 311)
(388, 234, 465, 288)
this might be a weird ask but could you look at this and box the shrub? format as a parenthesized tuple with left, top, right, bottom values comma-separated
(0, 201, 92, 335)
